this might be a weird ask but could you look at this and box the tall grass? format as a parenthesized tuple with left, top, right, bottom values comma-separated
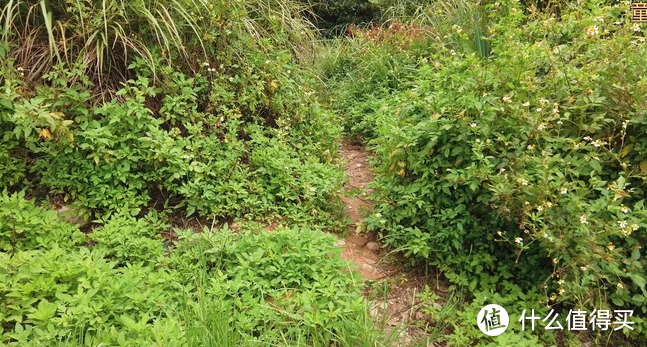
(1, 0, 319, 93)
(1, 0, 208, 88)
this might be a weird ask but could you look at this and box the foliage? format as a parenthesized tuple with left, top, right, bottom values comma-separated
(0, 190, 85, 252)
(0, 2, 344, 227)
(324, 0, 647, 345)
(166, 226, 364, 339)
(89, 214, 166, 265)
(0, 193, 385, 346)
(1, 0, 316, 92)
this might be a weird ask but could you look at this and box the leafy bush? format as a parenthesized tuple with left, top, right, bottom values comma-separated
(0, 246, 185, 346)
(325, 0, 647, 344)
(0, 190, 85, 252)
(0, 194, 374, 345)
(167, 226, 364, 340)
(89, 214, 166, 265)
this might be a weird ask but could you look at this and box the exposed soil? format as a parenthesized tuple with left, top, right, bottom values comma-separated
(336, 141, 394, 280)
(336, 140, 443, 346)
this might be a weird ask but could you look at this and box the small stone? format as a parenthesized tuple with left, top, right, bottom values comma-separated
(347, 234, 368, 247)
(366, 242, 381, 252)
(334, 239, 346, 247)
(361, 264, 374, 271)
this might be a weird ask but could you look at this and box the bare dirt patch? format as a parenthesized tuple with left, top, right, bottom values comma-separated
(336, 140, 448, 346)
(336, 141, 393, 280)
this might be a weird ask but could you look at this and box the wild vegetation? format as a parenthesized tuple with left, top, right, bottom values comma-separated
(1, 0, 646, 346)
(322, 0, 647, 345)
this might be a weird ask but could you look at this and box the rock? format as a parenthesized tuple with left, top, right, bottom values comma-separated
(334, 239, 346, 247)
(369, 301, 388, 318)
(56, 205, 91, 228)
(366, 242, 381, 252)
(346, 233, 368, 247)
(361, 263, 374, 271)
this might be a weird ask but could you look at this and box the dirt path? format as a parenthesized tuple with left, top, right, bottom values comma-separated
(336, 141, 442, 346)
(336, 142, 395, 280)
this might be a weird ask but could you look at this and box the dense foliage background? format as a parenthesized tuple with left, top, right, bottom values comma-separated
(1, 0, 646, 346)
(322, 0, 647, 345)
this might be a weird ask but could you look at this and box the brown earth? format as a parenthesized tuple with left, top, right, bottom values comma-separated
(337, 141, 394, 280)
(336, 140, 450, 346)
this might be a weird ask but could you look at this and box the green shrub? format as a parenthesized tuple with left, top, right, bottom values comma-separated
(0, 246, 185, 346)
(0, 190, 85, 252)
(326, 0, 647, 344)
(166, 226, 364, 340)
(89, 214, 166, 265)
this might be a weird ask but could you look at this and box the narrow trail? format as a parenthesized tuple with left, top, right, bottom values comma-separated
(336, 142, 394, 280)
(336, 141, 443, 346)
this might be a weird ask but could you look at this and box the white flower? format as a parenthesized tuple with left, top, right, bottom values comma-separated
(539, 98, 549, 106)
(586, 25, 599, 37)
(502, 96, 512, 103)
(450, 49, 456, 56)
(538, 123, 546, 130)
(560, 188, 568, 195)
(557, 279, 565, 285)
(580, 265, 588, 271)
(633, 23, 641, 32)
(545, 201, 553, 208)
(631, 223, 639, 231)
(580, 214, 588, 224)
(499, 168, 506, 173)
(621, 206, 629, 214)
(515, 237, 523, 244)
(617, 283, 624, 289)
(607, 243, 615, 251)
(470, 122, 477, 128)
(522, 101, 530, 107)
(594, 16, 604, 23)
(618, 220, 628, 229)
(553, 46, 560, 54)
(375, 213, 382, 218)
(520, 179, 529, 186)
(536, 108, 543, 113)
